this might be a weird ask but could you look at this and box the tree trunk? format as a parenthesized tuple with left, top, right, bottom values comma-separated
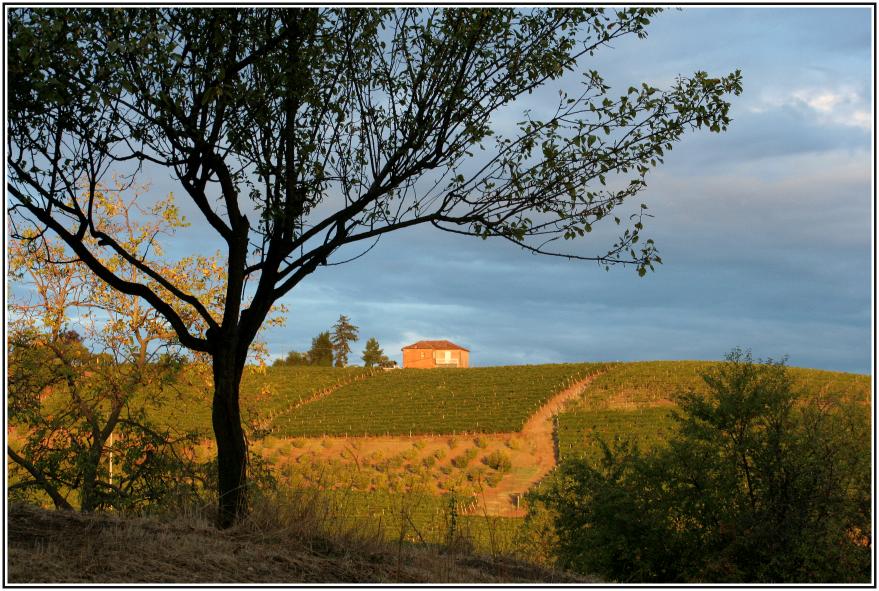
(79, 435, 106, 512)
(212, 348, 248, 528)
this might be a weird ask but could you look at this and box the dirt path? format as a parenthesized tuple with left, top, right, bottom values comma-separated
(475, 373, 599, 516)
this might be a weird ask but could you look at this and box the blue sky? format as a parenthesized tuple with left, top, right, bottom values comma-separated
(253, 7, 872, 373)
(15, 7, 872, 374)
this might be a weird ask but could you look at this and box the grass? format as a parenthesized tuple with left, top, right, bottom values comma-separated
(7, 500, 588, 583)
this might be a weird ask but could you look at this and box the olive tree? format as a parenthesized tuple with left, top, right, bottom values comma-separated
(8, 7, 741, 525)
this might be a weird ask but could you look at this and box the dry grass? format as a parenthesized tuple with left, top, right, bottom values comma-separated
(7, 501, 594, 584)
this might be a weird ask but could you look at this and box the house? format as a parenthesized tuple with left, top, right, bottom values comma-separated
(401, 340, 470, 369)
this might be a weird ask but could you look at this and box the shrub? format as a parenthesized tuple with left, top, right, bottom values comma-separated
(484, 472, 503, 488)
(533, 349, 871, 583)
(482, 450, 512, 473)
(466, 466, 486, 483)
(474, 436, 489, 449)
(451, 448, 478, 469)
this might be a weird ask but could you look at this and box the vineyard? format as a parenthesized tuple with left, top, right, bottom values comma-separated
(555, 360, 871, 462)
(139, 365, 372, 436)
(271, 363, 605, 437)
(556, 407, 676, 462)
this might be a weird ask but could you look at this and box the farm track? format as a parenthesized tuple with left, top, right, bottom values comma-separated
(476, 372, 600, 516)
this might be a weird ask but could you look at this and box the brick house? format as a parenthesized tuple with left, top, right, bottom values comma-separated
(401, 340, 470, 368)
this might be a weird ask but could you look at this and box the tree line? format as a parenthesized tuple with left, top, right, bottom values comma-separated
(273, 315, 395, 368)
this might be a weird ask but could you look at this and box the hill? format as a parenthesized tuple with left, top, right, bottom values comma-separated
(6, 503, 590, 584)
(273, 363, 604, 437)
(556, 360, 871, 461)
(136, 360, 868, 521)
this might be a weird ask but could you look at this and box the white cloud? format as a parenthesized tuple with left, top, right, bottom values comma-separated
(748, 86, 872, 130)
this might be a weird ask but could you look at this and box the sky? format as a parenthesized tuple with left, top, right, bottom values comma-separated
(249, 7, 872, 373)
(11, 7, 873, 374)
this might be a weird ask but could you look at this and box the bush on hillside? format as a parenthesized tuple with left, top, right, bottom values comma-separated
(451, 448, 478, 469)
(482, 450, 513, 473)
(532, 349, 871, 583)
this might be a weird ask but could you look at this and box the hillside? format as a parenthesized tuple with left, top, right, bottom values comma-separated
(8, 359, 870, 580)
(133, 360, 869, 523)
(273, 363, 604, 436)
(6, 503, 590, 584)
(556, 361, 871, 461)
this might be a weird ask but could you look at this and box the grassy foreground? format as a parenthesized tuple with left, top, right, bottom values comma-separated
(6, 502, 590, 584)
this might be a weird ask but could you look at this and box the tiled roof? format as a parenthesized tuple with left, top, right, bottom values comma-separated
(401, 339, 469, 352)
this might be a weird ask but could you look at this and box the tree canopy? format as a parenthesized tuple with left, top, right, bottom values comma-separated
(8, 7, 741, 525)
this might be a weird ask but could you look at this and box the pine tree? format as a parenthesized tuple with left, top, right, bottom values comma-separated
(331, 315, 359, 367)
(307, 332, 334, 366)
(362, 337, 386, 368)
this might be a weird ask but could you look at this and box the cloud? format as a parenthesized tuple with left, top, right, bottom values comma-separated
(749, 86, 871, 130)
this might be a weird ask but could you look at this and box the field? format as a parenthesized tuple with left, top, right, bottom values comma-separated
(270, 363, 605, 437)
(143, 360, 869, 491)
(139, 365, 373, 436)
(12, 359, 869, 558)
(556, 360, 871, 461)
(556, 407, 676, 462)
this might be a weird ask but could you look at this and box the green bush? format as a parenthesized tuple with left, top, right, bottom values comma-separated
(451, 448, 478, 469)
(482, 450, 512, 473)
(533, 349, 871, 583)
(484, 472, 503, 488)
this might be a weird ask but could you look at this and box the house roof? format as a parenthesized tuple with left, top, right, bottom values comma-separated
(401, 339, 469, 352)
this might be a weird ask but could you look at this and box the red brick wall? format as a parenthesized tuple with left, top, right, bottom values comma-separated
(401, 348, 470, 368)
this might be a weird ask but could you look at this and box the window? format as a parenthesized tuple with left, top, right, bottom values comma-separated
(435, 350, 456, 366)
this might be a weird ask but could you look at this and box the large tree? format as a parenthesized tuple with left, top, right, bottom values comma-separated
(7, 7, 741, 525)
(331, 315, 359, 367)
(361, 337, 389, 368)
(307, 331, 334, 367)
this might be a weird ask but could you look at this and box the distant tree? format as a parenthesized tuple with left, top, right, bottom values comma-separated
(273, 350, 310, 366)
(533, 349, 870, 583)
(361, 337, 388, 367)
(9, 7, 741, 524)
(307, 332, 335, 367)
(331, 315, 360, 367)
